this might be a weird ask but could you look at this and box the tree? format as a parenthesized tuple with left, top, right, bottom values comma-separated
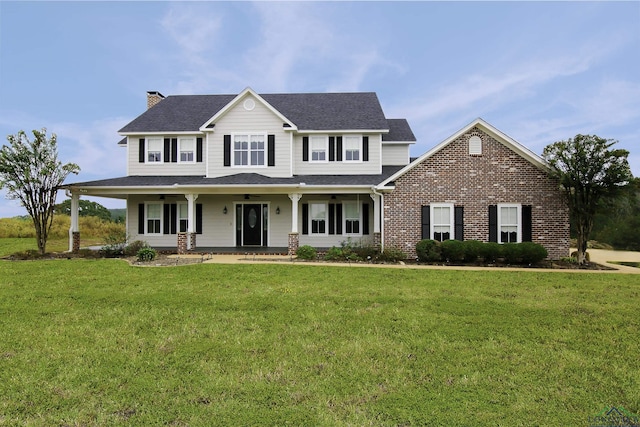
(0, 129, 80, 254)
(543, 134, 632, 264)
(55, 199, 112, 222)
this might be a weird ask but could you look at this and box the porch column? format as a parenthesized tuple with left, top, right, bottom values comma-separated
(370, 193, 382, 249)
(185, 194, 199, 250)
(288, 193, 302, 256)
(69, 192, 80, 252)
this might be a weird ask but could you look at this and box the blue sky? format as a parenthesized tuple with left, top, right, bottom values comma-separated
(1, 1, 639, 217)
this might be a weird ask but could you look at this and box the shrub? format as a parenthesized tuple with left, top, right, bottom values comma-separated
(462, 240, 484, 263)
(519, 242, 548, 264)
(136, 247, 157, 262)
(415, 239, 442, 262)
(378, 248, 407, 263)
(481, 242, 503, 263)
(296, 245, 317, 260)
(502, 243, 523, 264)
(324, 246, 344, 261)
(124, 240, 148, 257)
(441, 240, 465, 262)
(351, 245, 378, 261)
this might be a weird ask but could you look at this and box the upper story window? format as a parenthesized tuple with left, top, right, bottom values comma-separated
(344, 135, 361, 162)
(147, 138, 162, 163)
(498, 204, 521, 243)
(431, 203, 454, 241)
(234, 134, 265, 167)
(310, 136, 327, 162)
(179, 138, 195, 163)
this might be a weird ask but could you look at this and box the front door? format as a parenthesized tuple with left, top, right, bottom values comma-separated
(242, 204, 262, 246)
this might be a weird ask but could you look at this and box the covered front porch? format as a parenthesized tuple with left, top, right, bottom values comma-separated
(63, 180, 386, 256)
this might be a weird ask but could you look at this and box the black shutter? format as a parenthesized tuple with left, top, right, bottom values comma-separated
(329, 137, 335, 162)
(163, 204, 170, 234)
(196, 204, 203, 234)
(336, 203, 342, 235)
(139, 138, 145, 163)
(489, 205, 498, 242)
(522, 205, 532, 242)
(302, 203, 309, 235)
(421, 205, 430, 239)
(328, 204, 335, 235)
(336, 136, 343, 161)
(164, 138, 170, 163)
(302, 137, 309, 162)
(196, 137, 203, 162)
(171, 138, 178, 163)
(362, 136, 369, 162)
(362, 203, 370, 235)
(170, 204, 177, 235)
(223, 135, 231, 166)
(268, 134, 275, 166)
(454, 206, 464, 241)
(138, 203, 145, 234)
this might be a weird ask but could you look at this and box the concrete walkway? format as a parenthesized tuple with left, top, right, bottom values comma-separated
(196, 249, 640, 274)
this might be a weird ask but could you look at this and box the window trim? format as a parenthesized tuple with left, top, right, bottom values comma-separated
(430, 203, 454, 242)
(497, 203, 521, 243)
(232, 132, 267, 168)
(309, 202, 328, 235)
(146, 137, 163, 164)
(145, 203, 163, 235)
(343, 135, 362, 163)
(343, 201, 362, 236)
(310, 135, 328, 163)
(178, 137, 196, 163)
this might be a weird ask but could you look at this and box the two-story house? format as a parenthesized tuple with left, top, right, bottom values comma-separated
(64, 88, 569, 259)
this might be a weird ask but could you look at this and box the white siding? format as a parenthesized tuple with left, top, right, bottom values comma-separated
(382, 143, 411, 166)
(292, 134, 382, 175)
(127, 136, 207, 176)
(207, 94, 292, 178)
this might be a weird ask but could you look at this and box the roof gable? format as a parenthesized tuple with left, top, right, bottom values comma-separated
(378, 118, 548, 187)
(199, 87, 296, 131)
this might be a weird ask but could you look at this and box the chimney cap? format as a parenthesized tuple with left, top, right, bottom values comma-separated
(147, 91, 165, 98)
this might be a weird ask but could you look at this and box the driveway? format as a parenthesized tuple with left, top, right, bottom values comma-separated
(584, 249, 640, 274)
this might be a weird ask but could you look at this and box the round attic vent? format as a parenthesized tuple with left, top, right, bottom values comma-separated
(243, 98, 256, 111)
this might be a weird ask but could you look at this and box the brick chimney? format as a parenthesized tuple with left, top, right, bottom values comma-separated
(147, 91, 165, 109)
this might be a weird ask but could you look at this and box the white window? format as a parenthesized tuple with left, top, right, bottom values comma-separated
(179, 138, 195, 163)
(310, 136, 327, 162)
(146, 203, 162, 234)
(344, 202, 361, 235)
(234, 134, 265, 166)
(310, 203, 327, 234)
(178, 204, 189, 233)
(147, 138, 162, 163)
(344, 136, 361, 161)
(498, 204, 521, 243)
(431, 203, 454, 241)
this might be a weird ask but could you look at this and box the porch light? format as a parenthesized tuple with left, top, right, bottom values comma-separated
(223, 206, 228, 214)
(276, 206, 280, 215)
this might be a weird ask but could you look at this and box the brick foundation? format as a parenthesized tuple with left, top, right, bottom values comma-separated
(72, 231, 80, 253)
(383, 127, 570, 260)
(373, 232, 381, 249)
(288, 233, 299, 256)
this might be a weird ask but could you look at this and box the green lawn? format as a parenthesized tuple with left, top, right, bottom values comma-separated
(0, 237, 104, 257)
(0, 260, 638, 426)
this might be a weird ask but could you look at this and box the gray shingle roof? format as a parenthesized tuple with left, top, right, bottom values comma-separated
(119, 92, 390, 133)
(383, 119, 416, 142)
(66, 166, 404, 188)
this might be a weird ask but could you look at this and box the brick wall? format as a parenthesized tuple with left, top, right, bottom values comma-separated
(384, 127, 569, 259)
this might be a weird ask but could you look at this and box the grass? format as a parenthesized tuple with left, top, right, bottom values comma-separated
(0, 237, 104, 258)
(0, 259, 638, 426)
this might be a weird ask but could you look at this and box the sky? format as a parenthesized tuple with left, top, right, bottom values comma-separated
(0, 1, 639, 218)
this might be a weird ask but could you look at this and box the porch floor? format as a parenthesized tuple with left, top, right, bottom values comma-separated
(154, 247, 290, 256)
